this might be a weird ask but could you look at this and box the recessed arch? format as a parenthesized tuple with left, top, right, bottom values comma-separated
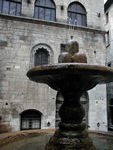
(20, 109, 42, 130)
(30, 43, 54, 68)
(34, 48, 49, 66)
(67, 2, 87, 27)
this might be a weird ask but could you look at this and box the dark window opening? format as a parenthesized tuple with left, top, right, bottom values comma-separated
(0, 0, 21, 16)
(106, 31, 110, 47)
(110, 99, 113, 106)
(108, 62, 111, 67)
(108, 98, 113, 130)
(34, 0, 56, 21)
(34, 48, 49, 66)
(67, 2, 87, 27)
(106, 12, 109, 24)
(110, 108, 113, 125)
(60, 44, 67, 53)
(21, 110, 41, 130)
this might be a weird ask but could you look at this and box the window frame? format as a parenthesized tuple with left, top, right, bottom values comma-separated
(34, 0, 56, 21)
(106, 31, 110, 47)
(30, 44, 54, 68)
(67, 2, 87, 27)
(0, 0, 21, 16)
(34, 48, 49, 66)
(20, 109, 42, 130)
(106, 12, 109, 24)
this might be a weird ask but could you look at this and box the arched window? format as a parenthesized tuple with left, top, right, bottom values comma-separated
(34, 0, 56, 21)
(20, 109, 42, 130)
(0, 0, 21, 16)
(34, 48, 49, 66)
(30, 44, 53, 68)
(68, 2, 87, 27)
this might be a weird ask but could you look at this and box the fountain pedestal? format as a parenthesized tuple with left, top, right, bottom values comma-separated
(46, 91, 95, 150)
(27, 63, 113, 150)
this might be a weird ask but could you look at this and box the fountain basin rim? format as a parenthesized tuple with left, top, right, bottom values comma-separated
(27, 63, 113, 76)
(27, 63, 113, 91)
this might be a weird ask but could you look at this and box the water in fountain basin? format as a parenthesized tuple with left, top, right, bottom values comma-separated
(1, 132, 113, 150)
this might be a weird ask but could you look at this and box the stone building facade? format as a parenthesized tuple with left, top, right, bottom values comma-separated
(105, 0, 113, 130)
(0, 0, 107, 132)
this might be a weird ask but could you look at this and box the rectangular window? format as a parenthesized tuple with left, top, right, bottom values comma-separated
(2, 0, 9, 14)
(108, 62, 111, 67)
(0, 0, 2, 13)
(9, 1, 16, 15)
(16, 3, 21, 16)
(60, 44, 67, 53)
(22, 119, 29, 129)
(106, 31, 110, 47)
(38, 7, 44, 19)
(34, 7, 39, 18)
(32, 120, 40, 128)
(77, 14, 82, 26)
(67, 13, 71, 24)
(1, 0, 21, 16)
(45, 8, 51, 21)
(106, 12, 109, 24)
(72, 13, 77, 25)
(110, 107, 113, 125)
(82, 15, 86, 26)
(51, 9, 55, 21)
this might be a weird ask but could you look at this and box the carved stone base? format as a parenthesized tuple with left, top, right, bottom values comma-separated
(45, 91, 96, 150)
(45, 130, 96, 150)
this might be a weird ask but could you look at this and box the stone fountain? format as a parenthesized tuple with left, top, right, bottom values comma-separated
(27, 40, 113, 150)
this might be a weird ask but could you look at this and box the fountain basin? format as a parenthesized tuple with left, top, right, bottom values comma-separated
(0, 129, 54, 150)
(27, 63, 113, 91)
(27, 63, 113, 150)
(1, 130, 113, 150)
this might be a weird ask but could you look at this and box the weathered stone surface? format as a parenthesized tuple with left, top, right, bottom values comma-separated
(0, 41, 8, 47)
(0, 0, 107, 132)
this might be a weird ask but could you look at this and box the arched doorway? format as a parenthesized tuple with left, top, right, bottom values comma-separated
(20, 109, 42, 130)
